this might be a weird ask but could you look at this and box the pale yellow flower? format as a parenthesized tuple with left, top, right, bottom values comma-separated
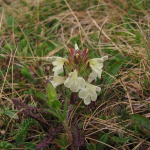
(78, 82, 101, 105)
(47, 56, 68, 76)
(48, 76, 66, 88)
(64, 69, 85, 92)
(88, 56, 108, 78)
(75, 44, 79, 50)
(88, 71, 97, 83)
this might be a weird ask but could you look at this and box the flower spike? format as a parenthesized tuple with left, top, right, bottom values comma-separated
(46, 44, 108, 105)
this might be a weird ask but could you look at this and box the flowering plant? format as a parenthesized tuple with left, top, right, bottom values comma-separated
(47, 44, 108, 105)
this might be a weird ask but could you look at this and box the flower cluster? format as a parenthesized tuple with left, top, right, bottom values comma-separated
(47, 44, 108, 105)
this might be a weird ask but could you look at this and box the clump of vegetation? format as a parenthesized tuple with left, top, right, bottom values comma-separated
(1, 0, 150, 149)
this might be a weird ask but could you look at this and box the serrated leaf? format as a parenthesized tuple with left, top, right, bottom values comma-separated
(36, 91, 47, 101)
(131, 114, 150, 137)
(0, 141, 14, 149)
(14, 119, 37, 145)
(10, 129, 19, 136)
(14, 134, 24, 145)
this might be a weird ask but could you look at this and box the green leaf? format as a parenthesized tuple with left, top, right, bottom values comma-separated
(36, 91, 47, 101)
(131, 114, 150, 137)
(22, 46, 28, 57)
(14, 134, 24, 146)
(47, 41, 56, 51)
(60, 147, 67, 150)
(20, 39, 27, 48)
(46, 80, 57, 105)
(0, 141, 14, 149)
(35, 26, 42, 39)
(50, 99, 61, 109)
(105, 60, 123, 84)
(7, 16, 16, 26)
(123, 137, 131, 143)
(5, 110, 19, 119)
(119, 132, 123, 140)
(20, 0, 28, 6)
(61, 134, 69, 146)
(135, 33, 141, 43)
(21, 66, 31, 80)
(36, 25, 42, 34)
(24, 142, 36, 150)
(53, 139, 65, 147)
(39, 133, 44, 141)
(0, 110, 4, 115)
(46, 109, 61, 120)
(14, 119, 37, 145)
(24, 29, 29, 39)
(97, 133, 109, 150)
(112, 136, 122, 143)
(86, 143, 96, 150)
(10, 129, 19, 136)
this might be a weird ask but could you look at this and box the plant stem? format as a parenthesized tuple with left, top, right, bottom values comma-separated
(56, 108, 64, 120)
(63, 121, 76, 150)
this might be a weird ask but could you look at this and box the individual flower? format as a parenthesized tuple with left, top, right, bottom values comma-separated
(64, 69, 85, 92)
(88, 71, 97, 83)
(75, 44, 79, 50)
(47, 56, 68, 76)
(88, 56, 108, 78)
(48, 76, 66, 88)
(78, 82, 101, 105)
